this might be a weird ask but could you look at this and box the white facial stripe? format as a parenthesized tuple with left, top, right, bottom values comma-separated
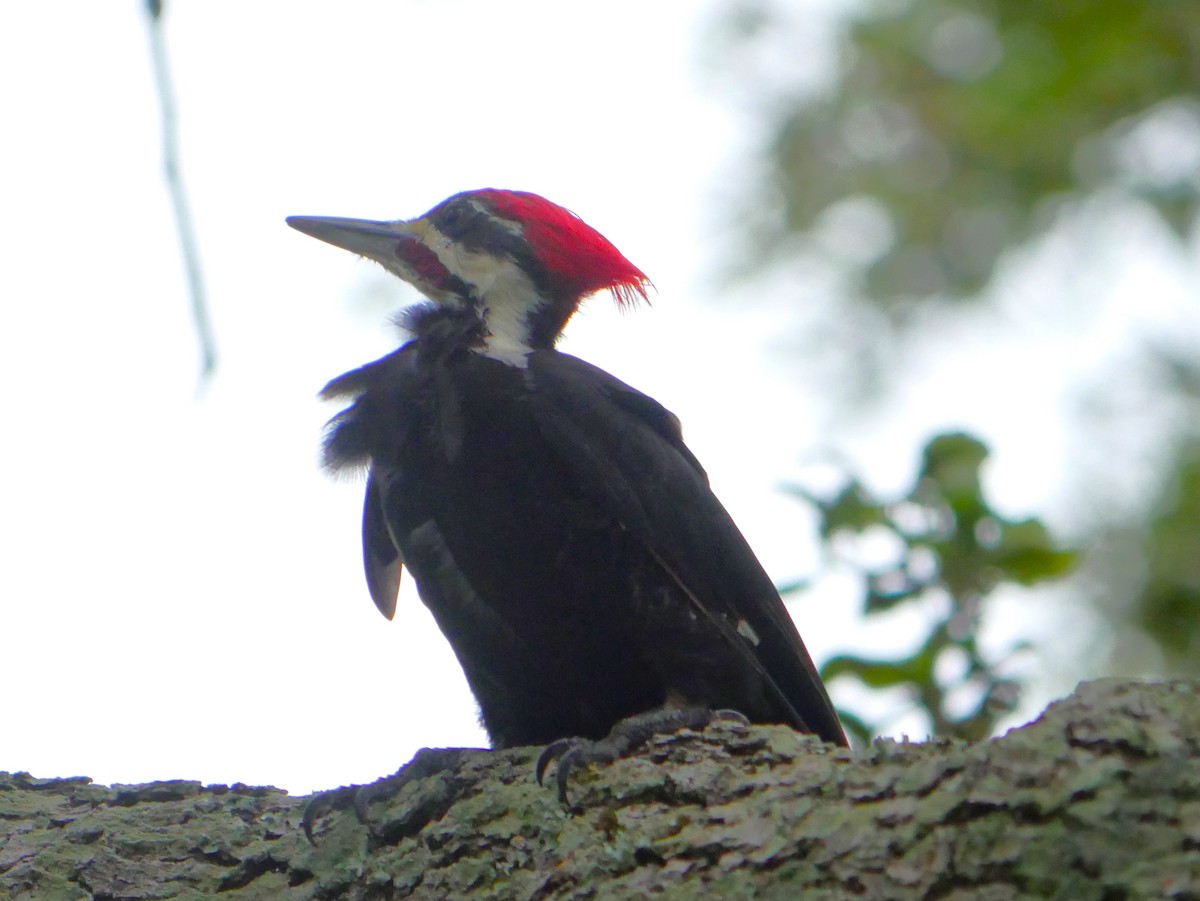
(425, 225, 545, 367)
(466, 198, 523, 237)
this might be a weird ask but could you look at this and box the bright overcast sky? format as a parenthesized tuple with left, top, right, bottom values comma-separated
(2, 2, 1195, 796)
(0, 0, 832, 795)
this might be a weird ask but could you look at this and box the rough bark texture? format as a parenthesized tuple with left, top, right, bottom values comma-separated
(1, 679, 1198, 900)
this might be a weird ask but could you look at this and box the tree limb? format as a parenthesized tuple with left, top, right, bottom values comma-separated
(2, 679, 1197, 899)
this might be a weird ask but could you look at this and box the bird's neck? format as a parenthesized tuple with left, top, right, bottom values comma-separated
(402, 291, 575, 368)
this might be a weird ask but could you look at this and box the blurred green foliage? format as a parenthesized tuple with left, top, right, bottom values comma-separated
(717, 0, 1200, 739)
(1088, 435, 1200, 678)
(731, 0, 1200, 303)
(1138, 444, 1200, 672)
(791, 433, 1075, 744)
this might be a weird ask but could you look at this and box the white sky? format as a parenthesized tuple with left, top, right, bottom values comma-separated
(2, 2, 1196, 795)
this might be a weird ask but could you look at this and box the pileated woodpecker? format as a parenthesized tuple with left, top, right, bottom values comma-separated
(288, 189, 846, 772)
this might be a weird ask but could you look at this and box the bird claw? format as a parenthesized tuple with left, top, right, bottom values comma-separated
(535, 738, 600, 806)
(300, 779, 402, 844)
(301, 747, 475, 844)
(301, 783, 362, 844)
(535, 706, 749, 806)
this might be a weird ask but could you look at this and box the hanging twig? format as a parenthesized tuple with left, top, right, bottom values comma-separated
(144, 0, 217, 391)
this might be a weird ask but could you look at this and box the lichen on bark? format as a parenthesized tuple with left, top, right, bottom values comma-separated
(1, 679, 1197, 899)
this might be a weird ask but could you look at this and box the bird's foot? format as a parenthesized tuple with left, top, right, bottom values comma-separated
(301, 747, 475, 844)
(535, 706, 748, 805)
(301, 783, 358, 845)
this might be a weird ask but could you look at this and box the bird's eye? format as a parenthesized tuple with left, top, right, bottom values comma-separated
(437, 203, 470, 236)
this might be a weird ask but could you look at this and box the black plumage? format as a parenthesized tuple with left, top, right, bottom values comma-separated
(288, 189, 846, 758)
(321, 303, 846, 749)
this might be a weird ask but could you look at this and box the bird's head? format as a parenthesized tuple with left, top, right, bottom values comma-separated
(288, 189, 650, 362)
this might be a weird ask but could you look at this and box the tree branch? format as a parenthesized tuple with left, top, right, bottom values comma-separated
(2, 679, 1196, 898)
(143, 0, 216, 390)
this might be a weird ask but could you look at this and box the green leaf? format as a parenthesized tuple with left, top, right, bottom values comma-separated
(821, 650, 935, 689)
(820, 482, 889, 536)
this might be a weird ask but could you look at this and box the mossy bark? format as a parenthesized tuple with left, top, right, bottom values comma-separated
(2, 679, 1198, 900)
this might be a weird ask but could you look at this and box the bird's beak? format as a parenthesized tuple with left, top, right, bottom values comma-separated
(288, 213, 471, 302)
(286, 215, 418, 262)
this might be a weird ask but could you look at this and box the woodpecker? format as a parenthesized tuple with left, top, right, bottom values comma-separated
(288, 189, 846, 770)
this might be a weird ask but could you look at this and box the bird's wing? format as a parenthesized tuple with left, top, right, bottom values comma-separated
(362, 471, 403, 619)
(526, 351, 846, 746)
(321, 346, 423, 620)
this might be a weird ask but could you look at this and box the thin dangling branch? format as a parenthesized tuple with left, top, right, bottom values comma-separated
(144, 0, 217, 392)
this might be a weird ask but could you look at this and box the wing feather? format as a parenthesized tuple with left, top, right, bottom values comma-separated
(527, 351, 845, 745)
(363, 471, 403, 619)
